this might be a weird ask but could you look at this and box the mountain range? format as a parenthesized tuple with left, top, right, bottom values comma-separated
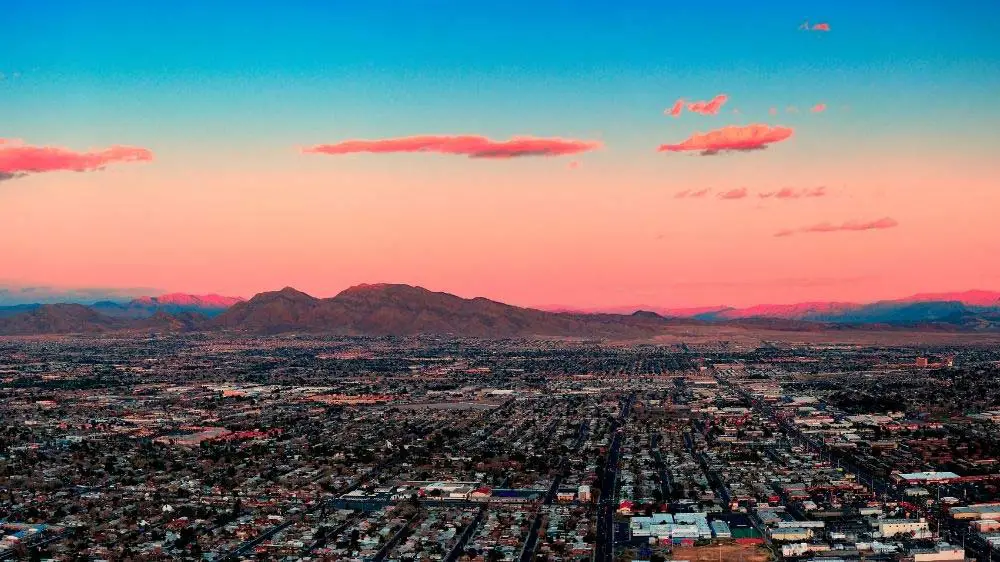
(555, 290, 1000, 329)
(0, 293, 243, 320)
(1, 285, 999, 337)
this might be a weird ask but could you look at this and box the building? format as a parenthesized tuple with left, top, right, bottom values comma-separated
(895, 471, 960, 485)
(874, 519, 932, 539)
(950, 503, 1000, 521)
(911, 544, 965, 561)
(556, 491, 576, 503)
(578, 485, 591, 503)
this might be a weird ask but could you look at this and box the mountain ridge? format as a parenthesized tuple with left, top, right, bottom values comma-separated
(538, 290, 1000, 327)
(1, 285, 999, 337)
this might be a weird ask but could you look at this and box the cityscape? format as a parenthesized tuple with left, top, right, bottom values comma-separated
(3, 333, 1000, 561)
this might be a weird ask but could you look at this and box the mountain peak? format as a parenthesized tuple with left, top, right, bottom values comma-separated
(252, 287, 318, 301)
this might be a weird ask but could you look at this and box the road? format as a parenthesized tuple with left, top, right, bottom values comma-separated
(372, 514, 421, 561)
(220, 519, 296, 560)
(595, 393, 634, 562)
(445, 506, 487, 562)
(518, 420, 589, 562)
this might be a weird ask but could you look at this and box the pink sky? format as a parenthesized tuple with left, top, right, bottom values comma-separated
(4, 139, 999, 309)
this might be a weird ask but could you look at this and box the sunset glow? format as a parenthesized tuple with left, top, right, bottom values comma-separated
(3, 1, 999, 309)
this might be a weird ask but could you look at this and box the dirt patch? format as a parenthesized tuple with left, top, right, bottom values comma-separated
(668, 543, 771, 562)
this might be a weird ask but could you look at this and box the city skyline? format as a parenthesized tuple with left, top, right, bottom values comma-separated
(4, 1, 1000, 308)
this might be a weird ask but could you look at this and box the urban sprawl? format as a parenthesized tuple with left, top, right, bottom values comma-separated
(2, 335, 1000, 562)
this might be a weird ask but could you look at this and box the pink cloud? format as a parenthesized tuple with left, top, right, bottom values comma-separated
(718, 187, 748, 200)
(812, 23, 831, 31)
(665, 99, 685, 117)
(665, 94, 728, 117)
(658, 124, 794, 155)
(0, 139, 153, 180)
(775, 217, 899, 237)
(686, 94, 728, 116)
(769, 107, 778, 116)
(567, 161, 580, 170)
(759, 186, 827, 199)
(675, 188, 710, 199)
(302, 135, 601, 159)
(811, 103, 827, 113)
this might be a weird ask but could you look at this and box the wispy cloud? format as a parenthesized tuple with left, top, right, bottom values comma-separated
(718, 187, 748, 200)
(665, 94, 728, 117)
(811, 103, 827, 113)
(775, 217, 899, 237)
(0, 138, 154, 181)
(302, 135, 601, 159)
(759, 186, 827, 199)
(658, 124, 794, 156)
(674, 188, 711, 199)
(799, 21, 831, 32)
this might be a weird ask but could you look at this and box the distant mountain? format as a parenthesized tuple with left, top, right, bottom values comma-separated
(89, 293, 243, 319)
(133, 293, 243, 309)
(0, 303, 42, 319)
(897, 290, 1000, 308)
(713, 302, 859, 320)
(0, 304, 124, 335)
(128, 310, 209, 332)
(633, 291, 1000, 329)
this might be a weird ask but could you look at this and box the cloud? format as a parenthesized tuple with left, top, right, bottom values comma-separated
(0, 283, 162, 306)
(665, 94, 728, 117)
(303, 135, 601, 159)
(759, 186, 827, 199)
(786, 106, 799, 114)
(674, 188, 710, 199)
(665, 99, 685, 117)
(775, 217, 898, 237)
(0, 139, 154, 181)
(658, 124, 794, 155)
(718, 187, 748, 200)
(799, 21, 831, 32)
(769, 107, 778, 116)
(686, 94, 728, 115)
(567, 160, 580, 170)
(811, 103, 827, 113)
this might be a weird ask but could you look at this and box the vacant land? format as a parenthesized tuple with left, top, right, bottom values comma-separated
(669, 543, 772, 562)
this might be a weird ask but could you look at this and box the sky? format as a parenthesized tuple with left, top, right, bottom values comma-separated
(3, 0, 1000, 308)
